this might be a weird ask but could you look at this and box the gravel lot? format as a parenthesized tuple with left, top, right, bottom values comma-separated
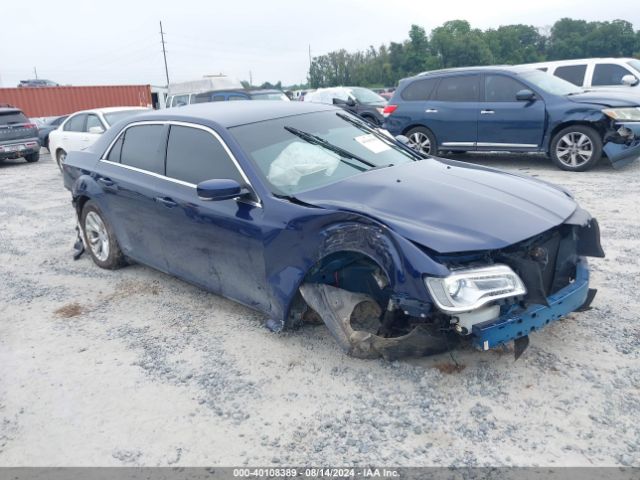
(0, 151, 638, 467)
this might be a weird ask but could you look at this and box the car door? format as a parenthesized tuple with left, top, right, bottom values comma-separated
(477, 74, 546, 149)
(96, 123, 171, 272)
(423, 74, 480, 149)
(158, 123, 268, 309)
(60, 113, 87, 151)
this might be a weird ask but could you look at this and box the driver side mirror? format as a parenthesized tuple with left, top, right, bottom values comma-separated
(197, 179, 247, 201)
(516, 89, 536, 102)
(88, 126, 105, 134)
(346, 97, 357, 107)
(621, 74, 639, 87)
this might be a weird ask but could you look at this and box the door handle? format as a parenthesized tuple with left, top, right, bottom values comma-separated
(154, 196, 178, 208)
(97, 177, 117, 191)
(480, 110, 495, 114)
(425, 109, 438, 113)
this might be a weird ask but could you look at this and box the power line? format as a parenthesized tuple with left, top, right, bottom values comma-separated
(160, 21, 170, 87)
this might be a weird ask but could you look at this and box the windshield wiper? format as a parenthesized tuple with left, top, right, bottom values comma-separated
(284, 125, 377, 169)
(335, 112, 424, 160)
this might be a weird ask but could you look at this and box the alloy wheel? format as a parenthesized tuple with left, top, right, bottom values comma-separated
(407, 132, 431, 155)
(555, 132, 593, 168)
(84, 211, 110, 262)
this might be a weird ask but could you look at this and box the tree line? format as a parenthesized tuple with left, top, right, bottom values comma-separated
(307, 18, 640, 88)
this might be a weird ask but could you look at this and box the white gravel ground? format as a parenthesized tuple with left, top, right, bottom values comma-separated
(0, 151, 638, 467)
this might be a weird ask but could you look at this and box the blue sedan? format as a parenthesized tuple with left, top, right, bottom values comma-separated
(62, 101, 604, 360)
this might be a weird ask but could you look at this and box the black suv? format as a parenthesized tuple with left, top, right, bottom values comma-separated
(0, 108, 40, 164)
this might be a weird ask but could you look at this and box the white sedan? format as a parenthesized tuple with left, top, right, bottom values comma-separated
(49, 107, 149, 170)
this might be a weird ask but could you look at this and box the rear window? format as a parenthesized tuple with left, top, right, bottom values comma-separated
(554, 65, 587, 86)
(433, 75, 479, 102)
(120, 125, 165, 175)
(103, 109, 146, 126)
(0, 111, 28, 124)
(401, 78, 438, 101)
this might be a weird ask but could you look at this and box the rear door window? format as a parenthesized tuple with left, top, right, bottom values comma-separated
(433, 75, 479, 101)
(554, 65, 587, 86)
(119, 125, 166, 175)
(401, 78, 438, 101)
(592, 63, 635, 86)
(64, 114, 86, 132)
(484, 75, 528, 102)
(165, 125, 243, 185)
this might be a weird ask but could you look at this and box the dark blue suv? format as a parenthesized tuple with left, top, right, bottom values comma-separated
(383, 67, 640, 171)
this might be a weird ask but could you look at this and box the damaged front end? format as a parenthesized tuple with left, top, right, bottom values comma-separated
(298, 210, 604, 361)
(602, 110, 640, 168)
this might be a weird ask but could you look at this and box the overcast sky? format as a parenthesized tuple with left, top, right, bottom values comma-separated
(2, 0, 639, 88)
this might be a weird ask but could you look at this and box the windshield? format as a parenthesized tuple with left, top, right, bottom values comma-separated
(104, 109, 148, 126)
(251, 92, 290, 101)
(231, 111, 416, 195)
(627, 59, 640, 73)
(349, 87, 386, 104)
(518, 70, 582, 96)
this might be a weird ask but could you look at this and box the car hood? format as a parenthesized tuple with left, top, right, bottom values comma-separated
(567, 91, 640, 107)
(295, 159, 577, 253)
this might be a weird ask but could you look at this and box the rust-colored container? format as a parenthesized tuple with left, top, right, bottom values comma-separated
(0, 85, 152, 117)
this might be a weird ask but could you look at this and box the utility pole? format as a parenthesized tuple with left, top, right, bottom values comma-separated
(160, 21, 170, 87)
(33, 67, 38, 79)
(308, 44, 312, 69)
(249, 70, 253, 87)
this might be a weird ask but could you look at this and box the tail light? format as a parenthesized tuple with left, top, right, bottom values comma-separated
(382, 105, 397, 117)
(24, 123, 37, 129)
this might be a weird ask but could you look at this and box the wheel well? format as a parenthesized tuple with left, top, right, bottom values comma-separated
(285, 251, 391, 328)
(547, 121, 605, 152)
(402, 124, 435, 137)
(55, 147, 66, 159)
(75, 195, 90, 217)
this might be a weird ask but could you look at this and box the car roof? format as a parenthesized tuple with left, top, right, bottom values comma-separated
(0, 108, 22, 114)
(70, 106, 149, 115)
(415, 66, 518, 78)
(133, 101, 338, 128)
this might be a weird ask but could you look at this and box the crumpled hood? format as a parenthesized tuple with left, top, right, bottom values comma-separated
(567, 91, 640, 108)
(295, 159, 577, 253)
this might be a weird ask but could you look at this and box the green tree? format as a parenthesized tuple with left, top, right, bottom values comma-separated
(484, 24, 545, 64)
(430, 20, 493, 68)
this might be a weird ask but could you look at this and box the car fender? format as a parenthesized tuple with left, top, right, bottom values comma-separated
(265, 211, 449, 327)
(543, 106, 608, 152)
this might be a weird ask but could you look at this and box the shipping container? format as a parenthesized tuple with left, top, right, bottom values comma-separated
(0, 85, 152, 117)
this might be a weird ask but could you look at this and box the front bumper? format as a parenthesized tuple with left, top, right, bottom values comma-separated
(471, 257, 590, 351)
(603, 122, 640, 169)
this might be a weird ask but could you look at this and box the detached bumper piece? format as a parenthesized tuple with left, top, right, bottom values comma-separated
(603, 122, 640, 169)
(471, 258, 590, 351)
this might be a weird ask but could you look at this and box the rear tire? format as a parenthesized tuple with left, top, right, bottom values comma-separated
(405, 126, 436, 156)
(550, 125, 602, 172)
(81, 201, 126, 270)
(24, 152, 40, 163)
(56, 149, 66, 171)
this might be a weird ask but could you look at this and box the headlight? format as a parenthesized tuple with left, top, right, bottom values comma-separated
(602, 107, 640, 121)
(425, 264, 526, 313)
